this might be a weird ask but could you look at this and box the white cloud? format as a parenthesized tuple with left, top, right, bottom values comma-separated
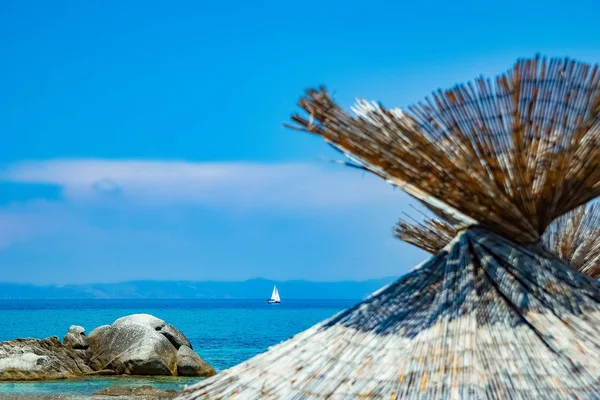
(0, 159, 412, 251)
(0, 159, 405, 210)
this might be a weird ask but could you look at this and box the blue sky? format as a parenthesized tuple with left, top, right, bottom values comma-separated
(1, 0, 599, 284)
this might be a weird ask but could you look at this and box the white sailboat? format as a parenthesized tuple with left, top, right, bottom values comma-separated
(266, 285, 281, 304)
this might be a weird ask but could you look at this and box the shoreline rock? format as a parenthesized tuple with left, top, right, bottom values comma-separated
(0, 337, 92, 381)
(94, 384, 177, 398)
(0, 314, 215, 381)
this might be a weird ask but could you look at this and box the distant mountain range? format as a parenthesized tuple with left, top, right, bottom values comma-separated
(0, 277, 398, 300)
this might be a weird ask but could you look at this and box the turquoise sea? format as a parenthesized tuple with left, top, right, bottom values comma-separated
(0, 299, 355, 395)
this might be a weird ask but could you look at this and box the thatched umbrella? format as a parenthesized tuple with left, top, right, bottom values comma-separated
(395, 203, 600, 278)
(178, 56, 600, 399)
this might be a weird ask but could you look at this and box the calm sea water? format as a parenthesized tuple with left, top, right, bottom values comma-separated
(0, 299, 355, 395)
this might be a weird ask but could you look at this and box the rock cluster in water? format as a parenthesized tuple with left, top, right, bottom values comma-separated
(0, 314, 216, 381)
(94, 384, 178, 398)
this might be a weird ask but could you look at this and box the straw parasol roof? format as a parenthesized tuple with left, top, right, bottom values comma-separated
(395, 203, 600, 278)
(178, 56, 600, 399)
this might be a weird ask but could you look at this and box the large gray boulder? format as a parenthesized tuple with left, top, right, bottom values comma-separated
(111, 314, 191, 349)
(0, 337, 92, 381)
(177, 345, 216, 377)
(86, 314, 211, 376)
(63, 325, 88, 350)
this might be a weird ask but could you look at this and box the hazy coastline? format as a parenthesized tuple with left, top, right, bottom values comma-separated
(0, 277, 396, 300)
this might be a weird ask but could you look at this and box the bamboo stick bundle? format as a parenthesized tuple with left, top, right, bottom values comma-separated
(178, 56, 600, 400)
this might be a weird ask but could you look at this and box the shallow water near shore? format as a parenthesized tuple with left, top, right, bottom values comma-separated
(0, 376, 197, 396)
(0, 299, 355, 395)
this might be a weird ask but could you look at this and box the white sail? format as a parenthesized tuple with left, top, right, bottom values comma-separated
(271, 285, 281, 302)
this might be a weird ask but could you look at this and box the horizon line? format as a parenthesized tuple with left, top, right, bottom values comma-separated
(0, 298, 365, 301)
(0, 276, 398, 286)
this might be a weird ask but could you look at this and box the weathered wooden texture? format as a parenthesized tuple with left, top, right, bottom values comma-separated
(178, 227, 600, 399)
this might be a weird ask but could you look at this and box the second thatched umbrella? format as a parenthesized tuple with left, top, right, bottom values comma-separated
(178, 56, 600, 399)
